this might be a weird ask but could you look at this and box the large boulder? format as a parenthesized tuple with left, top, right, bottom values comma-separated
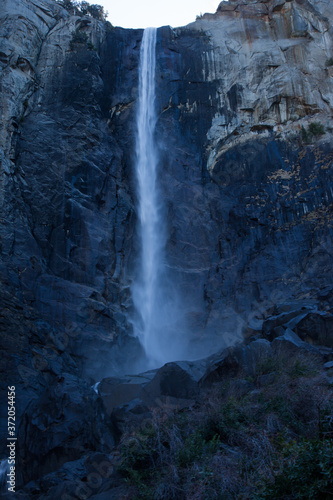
(294, 312, 333, 347)
(201, 340, 272, 384)
(143, 360, 207, 402)
(271, 328, 321, 356)
(262, 305, 316, 334)
(98, 371, 156, 415)
(200, 346, 242, 386)
(99, 359, 207, 416)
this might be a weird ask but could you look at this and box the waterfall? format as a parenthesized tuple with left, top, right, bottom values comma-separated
(132, 27, 164, 365)
(131, 28, 189, 367)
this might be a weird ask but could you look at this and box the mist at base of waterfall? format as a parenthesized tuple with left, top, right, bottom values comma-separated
(131, 275, 191, 369)
(130, 276, 244, 373)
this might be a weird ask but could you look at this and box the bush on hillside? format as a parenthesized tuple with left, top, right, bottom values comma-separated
(56, 0, 108, 21)
(301, 121, 325, 143)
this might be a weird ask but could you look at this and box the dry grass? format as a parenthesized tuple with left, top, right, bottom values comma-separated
(118, 350, 333, 499)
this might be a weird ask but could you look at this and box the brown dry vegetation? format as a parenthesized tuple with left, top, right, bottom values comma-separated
(118, 351, 333, 499)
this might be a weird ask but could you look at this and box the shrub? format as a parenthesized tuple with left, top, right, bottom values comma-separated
(87, 41, 96, 50)
(176, 431, 206, 467)
(70, 28, 95, 50)
(79, 0, 89, 15)
(301, 122, 325, 143)
(308, 121, 325, 136)
(326, 57, 333, 67)
(57, 0, 107, 21)
(258, 356, 278, 376)
(70, 28, 87, 49)
(260, 438, 333, 499)
(119, 426, 158, 497)
(71, 28, 88, 44)
(85, 3, 107, 20)
(286, 357, 318, 379)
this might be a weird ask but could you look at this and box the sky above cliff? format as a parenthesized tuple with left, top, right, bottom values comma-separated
(97, 0, 219, 28)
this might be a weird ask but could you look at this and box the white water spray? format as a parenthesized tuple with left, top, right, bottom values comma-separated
(131, 28, 187, 366)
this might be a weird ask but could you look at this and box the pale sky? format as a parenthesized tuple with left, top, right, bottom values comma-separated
(96, 0, 220, 29)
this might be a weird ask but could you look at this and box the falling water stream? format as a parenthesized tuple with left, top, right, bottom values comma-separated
(132, 27, 165, 365)
(131, 28, 191, 367)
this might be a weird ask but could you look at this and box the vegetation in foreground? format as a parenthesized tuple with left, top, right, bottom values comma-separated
(118, 352, 333, 499)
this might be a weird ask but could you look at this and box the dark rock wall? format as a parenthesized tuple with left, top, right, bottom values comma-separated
(14, 25, 143, 373)
(0, 1, 144, 455)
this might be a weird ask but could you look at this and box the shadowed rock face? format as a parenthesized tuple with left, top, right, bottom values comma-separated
(0, 0, 333, 462)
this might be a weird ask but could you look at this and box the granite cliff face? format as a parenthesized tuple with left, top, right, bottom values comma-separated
(156, 0, 333, 341)
(0, 0, 333, 484)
